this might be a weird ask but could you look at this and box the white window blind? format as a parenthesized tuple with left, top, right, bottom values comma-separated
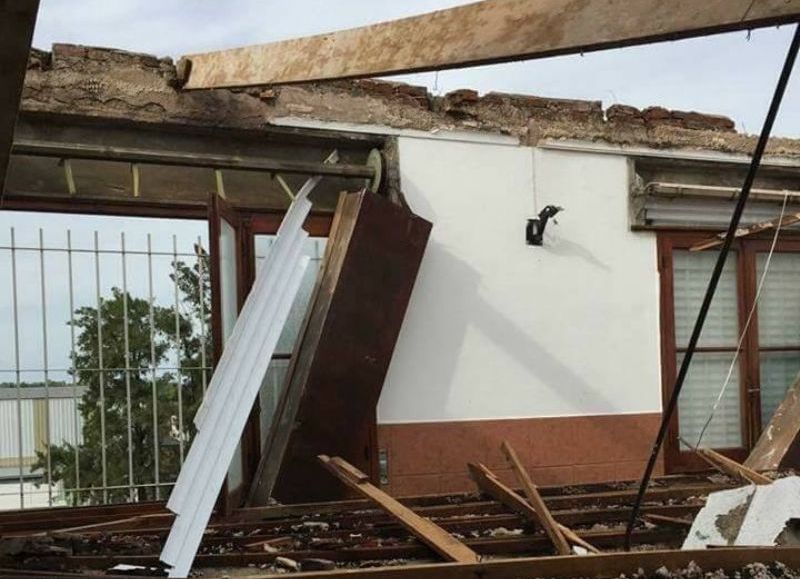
(673, 250, 742, 448)
(756, 253, 800, 424)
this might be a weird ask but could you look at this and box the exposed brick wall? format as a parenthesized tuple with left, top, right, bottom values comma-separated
(20, 44, 800, 158)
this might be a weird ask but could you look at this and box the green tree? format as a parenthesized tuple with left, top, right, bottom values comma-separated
(33, 253, 211, 505)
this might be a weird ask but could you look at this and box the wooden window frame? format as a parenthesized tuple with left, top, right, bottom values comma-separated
(658, 230, 800, 472)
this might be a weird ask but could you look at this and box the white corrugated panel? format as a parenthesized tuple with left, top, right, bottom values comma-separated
(640, 196, 800, 228)
(160, 176, 322, 578)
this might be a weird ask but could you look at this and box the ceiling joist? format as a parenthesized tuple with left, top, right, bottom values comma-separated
(179, 0, 800, 89)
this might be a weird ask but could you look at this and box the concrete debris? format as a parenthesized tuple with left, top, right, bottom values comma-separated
(684, 476, 800, 549)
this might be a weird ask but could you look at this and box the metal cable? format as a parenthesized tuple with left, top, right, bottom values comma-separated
(624, 24, 800, 550)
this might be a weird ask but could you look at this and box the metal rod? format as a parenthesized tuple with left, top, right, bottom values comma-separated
(172, 235, 185, 463)
(12, 140, 374, 179)
(0, 244, 199, 257)
(38, 228, 53, 506)
(197, 237, 208, 395)
(121, 232, 135, 502)
(93, 231, 109, 504)
(624, 24, 800, 550)
(10, 228, 24, 509)
(147, 234, 161, 501)
(67, 229, 81, 504)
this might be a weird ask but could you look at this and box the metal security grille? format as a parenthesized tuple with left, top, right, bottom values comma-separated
(0, 217, 210, 509)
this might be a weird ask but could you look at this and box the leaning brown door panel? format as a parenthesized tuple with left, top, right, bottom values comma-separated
(249, 190, 432, 504)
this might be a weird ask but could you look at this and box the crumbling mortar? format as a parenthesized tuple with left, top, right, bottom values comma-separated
(19, 44, 800, 159)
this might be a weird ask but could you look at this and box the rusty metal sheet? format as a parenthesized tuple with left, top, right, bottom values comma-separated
(181, 0, 800, 89)
(0, 0, 39, 192)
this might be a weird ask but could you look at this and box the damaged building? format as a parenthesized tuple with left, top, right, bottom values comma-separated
(3, 1, 800, 577)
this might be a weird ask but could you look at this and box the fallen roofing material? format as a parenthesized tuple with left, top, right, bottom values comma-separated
(0, 472, 751, 573)
(160, 177, 320, 578)
(178, 0, 800, 89)
(684, 476, 800, 549)
(747, 375, 800, 471)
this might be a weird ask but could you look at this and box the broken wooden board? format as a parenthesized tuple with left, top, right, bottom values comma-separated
(500, 441, 571, 555)
(249, 190, 431, 505)
(319, 455, 479, 563)
(695, 447, 772, 486)
(179, 0, 800, 89)
(0, 0, 40, 192)
(746, 375, 800, 471)
(690, 211, 800, 251)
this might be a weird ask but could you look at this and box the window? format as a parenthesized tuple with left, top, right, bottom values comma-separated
(659, 232, 800, 472)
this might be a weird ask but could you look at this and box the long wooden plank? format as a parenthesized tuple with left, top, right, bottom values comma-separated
(227, 547, 800, 579)
(468, 462, 591, 557)
(319, 455, 479, 563)
(180, 0, 800, 89)
(0, 0, 40, 191)
(746, 375, 800, 471)
(499, 442, 571, 555)
(690, 211, 800, 251)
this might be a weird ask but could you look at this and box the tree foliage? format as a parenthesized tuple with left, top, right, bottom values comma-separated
(33, 254, 211, 505)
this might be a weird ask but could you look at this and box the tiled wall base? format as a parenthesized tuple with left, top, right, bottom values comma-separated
(377, 413, 663, 496)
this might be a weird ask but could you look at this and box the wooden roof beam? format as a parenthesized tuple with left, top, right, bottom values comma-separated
(0, 0, 40, 192)
(179, 0, 800, 89)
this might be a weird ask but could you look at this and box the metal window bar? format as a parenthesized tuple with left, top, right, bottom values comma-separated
(38, 229, 53, 506)
(0, 225, 211, 510)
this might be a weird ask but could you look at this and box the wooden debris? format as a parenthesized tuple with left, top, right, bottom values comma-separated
(318, 455, 479, 563)
(468, 462, 599, 556)
(499, 441, 571, 555)
(642, 513, 693, 528)
(557, 523, 601, 554)
(690, 211, 800, 251)
(695, 447, 772, 485)
(746, 375, 800, 471)
(243, 536, 294, 552)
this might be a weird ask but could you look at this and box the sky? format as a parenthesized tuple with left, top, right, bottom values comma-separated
(29, 0, 800, 137)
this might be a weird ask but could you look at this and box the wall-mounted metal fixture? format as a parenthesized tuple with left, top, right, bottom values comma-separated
(526, 205, 563, 246)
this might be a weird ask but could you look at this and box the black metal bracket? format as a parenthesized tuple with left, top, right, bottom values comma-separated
(526, 205, 563, 246)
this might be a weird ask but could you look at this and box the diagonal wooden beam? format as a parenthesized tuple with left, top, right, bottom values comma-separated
(179, 0, 800, 89)
(690, 211, 800, 251)
(318, 455, 479, 563)
(0, 0, 40, 193)
(693, 447, 772, 485)
(468, 462, 585, 556)
(499, 442, 571, 555)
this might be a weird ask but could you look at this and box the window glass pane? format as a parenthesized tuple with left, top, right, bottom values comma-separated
(677, 352, 742, 449)
(756, 253, 800, 348)
(759, 351, 800, 425)
(259, 358, 290, 446)
(673, 250, 738, 348)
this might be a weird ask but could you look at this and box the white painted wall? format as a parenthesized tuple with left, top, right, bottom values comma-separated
(378, 138, 662, 423)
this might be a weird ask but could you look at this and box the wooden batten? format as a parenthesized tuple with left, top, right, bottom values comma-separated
(319, 455, 479, 563)
(746, 376, 800, 471)
(249, 190, 431, 505)
(180, 0, 800, 89)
